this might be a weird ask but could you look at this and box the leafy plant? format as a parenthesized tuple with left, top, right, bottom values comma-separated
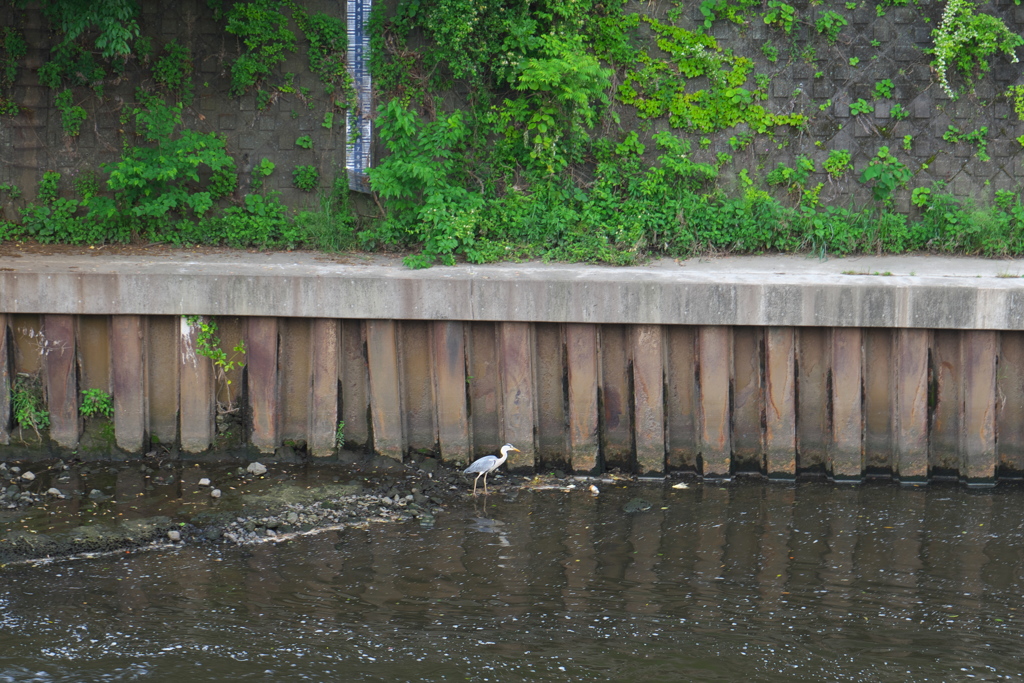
(762, 41, 779, 62)
(617, 19, 805, 135)
(12, 375, 49, 439)
(41, 0, 140, 60)
(850, 98, 874, 115)
(729, 131, 755, 150)
(55, 89, 87, 136)
(225, 0, 296, 95)
(335, 420, 346, 448)
(251, 157, 275, 190)
(294, 177, 356, 252)
(296, 135, 313, 149)
(824, 149, 853, 180)
(184, 315, 246, 407)
(766, 155, 816, 197)
(293, 8, 348, 85)
(859, 146, 911, 202)
(16, 171, 95, 244)
(293, 164, 320, 191)
(943, 124, 990, 161)
(764, 2, 797, 34)
(38, 41, 106, 92)
(1008, 84, 1024, 120)
(0, 26, 26, 115)
(815, 11, 848, 44)
(873, 79, 894, 99)
(92, 96, 237, 222)
(902, 134, 914, 151)
(80, 388, 114, 419)
(929, 0, 1024, 99)
(153, 40, 193, 101)
(890, 103, 908, 120)
(698, 0, 759, 30)
(911, 186, 932, 207)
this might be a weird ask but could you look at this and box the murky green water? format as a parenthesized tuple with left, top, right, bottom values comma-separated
(3, 481, 1024, 682)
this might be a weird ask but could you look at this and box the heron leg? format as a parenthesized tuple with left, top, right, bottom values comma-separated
(472, 472, 483, 495)
(483, 472, 489, 495)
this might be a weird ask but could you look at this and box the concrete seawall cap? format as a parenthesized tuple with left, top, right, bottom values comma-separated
(3, 251, 1024, 330)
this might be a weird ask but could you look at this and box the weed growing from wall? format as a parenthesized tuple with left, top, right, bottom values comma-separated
(184, 315, 246, 410)
(80, 388, 113, 419)
(292, 165, 320, 191)
(12, 375, 49, 440)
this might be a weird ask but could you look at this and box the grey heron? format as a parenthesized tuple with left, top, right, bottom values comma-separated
(464, 443, 519, 495)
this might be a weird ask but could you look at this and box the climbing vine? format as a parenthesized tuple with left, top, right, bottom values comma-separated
(930, 0, 1023, 99)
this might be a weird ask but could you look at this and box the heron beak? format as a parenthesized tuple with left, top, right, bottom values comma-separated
(511, 447, 520, 452)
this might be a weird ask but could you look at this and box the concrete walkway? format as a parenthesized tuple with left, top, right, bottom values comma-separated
(3, 251, 1024, 329)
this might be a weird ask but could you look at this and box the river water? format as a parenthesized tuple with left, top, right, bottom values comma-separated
(2, 480, 1023, 682)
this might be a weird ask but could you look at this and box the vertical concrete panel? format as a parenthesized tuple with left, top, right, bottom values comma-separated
(498, 321, 535, 470)
(797, 328, 830, 472)
(831, 327, 863, 481)
(698, 326, 731, 477)
(216, 317, 246, 410)
(278, 318, 312, 445)
(400, 321, 436, 454)
(600, 325, 633, 471)
(931, 330, 961, 473)
(77, 316, 110, 392)
(468, 322, 500, 458)
(631, 324, 665, 475)
(731, 327, 762, 472)
(12, 315, 43, 375)
(366, 320, 403, 460)
(996, 331, 1024, 474)
(339, 320, 369, 449)
(534, 323, 567, 468)
(111, 316, 145, 454)
(566, 323, 599, 474)
(248, 317, 280, 453)
(179, 317, 214, 453)
(764, 327, 796, 478)
(0, 314, 10, 444)
(962, 330, 997, 484)
(863, 329, 894, 472)
(432, 321, 470, 465)
(43, 315, 78, 449)
(896, 328, 929, 482)
(665, 326, 698, 472)
(310, 318, 339, 457)
(146, 316, 179, 448)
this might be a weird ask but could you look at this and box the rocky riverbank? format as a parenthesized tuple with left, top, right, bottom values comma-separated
(0, 454, 492, 565)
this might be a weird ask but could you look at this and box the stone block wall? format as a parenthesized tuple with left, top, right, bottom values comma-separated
(0, 0, 1022, 221)
(0, 0, 348, 221)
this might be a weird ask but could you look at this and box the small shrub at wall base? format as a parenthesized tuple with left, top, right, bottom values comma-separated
(12, 375, 49, 438)
(80, 388, 114, 419)
(293, 165, 320, 191)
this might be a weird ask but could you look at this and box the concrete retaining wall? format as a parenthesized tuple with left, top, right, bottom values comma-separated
(2, 252, 1023, 484)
